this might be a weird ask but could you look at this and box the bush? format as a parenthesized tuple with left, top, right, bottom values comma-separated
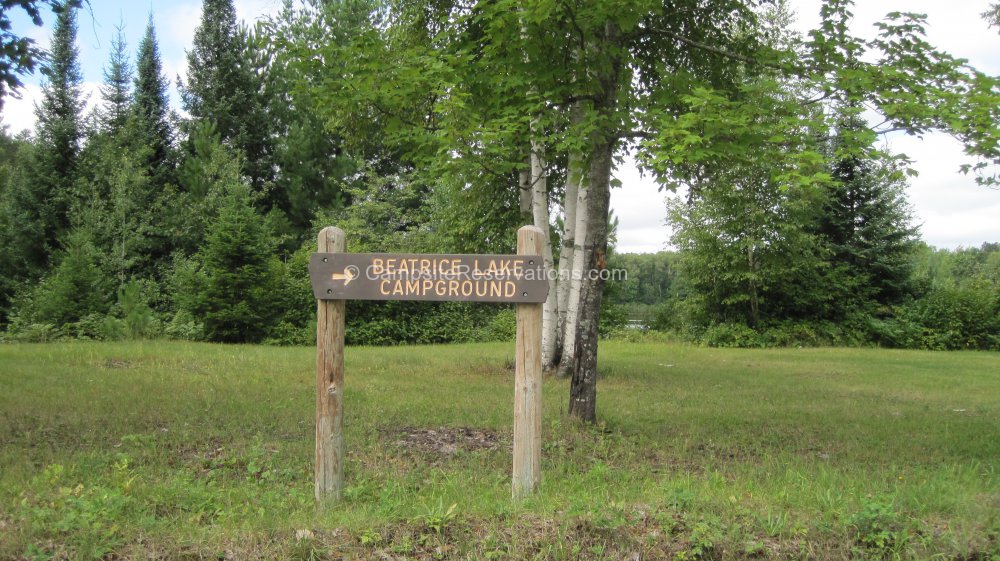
(264, 321, 314, 346)
(164, 310, 204, 341)
(870, 286, 1000, 350)
(603, 328, 678, 343)
(6, 323, 63, 343)
(11, 230, 111, 329)
(599, 303, 629, 336)
(481, 308, 517, 341)
(651, 299, 685, 332)
(906, 286, 1000, 350)
(701, 322, 765, 348)
(63, 313, 120, 340)
(343, 301, 510, 346)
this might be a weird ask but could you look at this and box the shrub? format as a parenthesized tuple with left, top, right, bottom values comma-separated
(12, 230, 111, 329)
(599, 303, 629, 336)
(164, 310, 204, 341)
(264, 321, 314, 346)
(170, 182, 285, 344)
(876, 286, 1000, 350)
(701, 322, 765, 348)
(482, 308, 517, 341)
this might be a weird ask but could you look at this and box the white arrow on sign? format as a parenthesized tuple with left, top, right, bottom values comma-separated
(330, 266, 359, 286)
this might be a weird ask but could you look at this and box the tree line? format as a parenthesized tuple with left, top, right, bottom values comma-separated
(1, 0, 513, 347)
(1, 0, 998, 422)
(606, 242, 1000, 350)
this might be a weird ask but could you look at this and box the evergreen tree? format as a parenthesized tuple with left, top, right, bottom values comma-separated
(14, 1, 84, 272)
(0, 132, 38, 322)
(34, 1, 82, 188)
(99, 25, 132, 135)
(181, 0, 273, 193)
(0, 0, 83, 105)
(12, 227, 111, 329)
(173, 177, 283, 343)
(171, 122, 239, 254)
(74, 142, 157, 287)
(132, 15, 175, 189)
(819, 110, 919, 314)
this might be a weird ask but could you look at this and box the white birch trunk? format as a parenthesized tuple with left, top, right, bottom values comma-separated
(518, 162, 532, 215)
(557, 164, 590, 378)
(554, 150, 581, 366)
(530, 141, 558, 368)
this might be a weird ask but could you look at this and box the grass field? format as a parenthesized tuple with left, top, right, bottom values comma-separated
(1, 340, 998, 560)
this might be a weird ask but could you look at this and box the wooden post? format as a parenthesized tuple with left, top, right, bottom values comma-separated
(513, 225, 543, 498)
(316, 226, 346, 502)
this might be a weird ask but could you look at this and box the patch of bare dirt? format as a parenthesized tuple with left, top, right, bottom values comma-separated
(383, 427, 504, 455)
(102, 358, 133, 369)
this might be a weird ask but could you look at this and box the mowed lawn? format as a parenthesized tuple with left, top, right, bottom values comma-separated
(0, 340, 998, 560)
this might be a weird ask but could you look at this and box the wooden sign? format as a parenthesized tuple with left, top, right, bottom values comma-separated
(312, 228, 545, 504)
(308, 253, 548, 303)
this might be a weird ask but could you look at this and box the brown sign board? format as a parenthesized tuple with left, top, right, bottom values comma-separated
(309, 253, 549, 303)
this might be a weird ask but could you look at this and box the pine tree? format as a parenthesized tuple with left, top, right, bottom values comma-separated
(0, 0, 83, 106)
(15, 227, 111, 328)
(35, 2, 83, 185)
(17, 1, 84, 271)
(181, 0, 272, 192)
(175, 177, 283, 343)
(0, 134, 38, 322)
(99, 25, 132, 135)
(132, 15, 174, 188)
(819, 110, 919, 314)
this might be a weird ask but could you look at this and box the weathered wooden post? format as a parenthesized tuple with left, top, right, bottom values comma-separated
(309, 227, 548, 502)
(315, 226, 346, 501)
(513, 225, 543, 498)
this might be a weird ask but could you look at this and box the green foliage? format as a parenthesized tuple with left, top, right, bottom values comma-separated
(98, 27, 132, 135)
(848, 499, 909, 559)
(0, 1, 82, 104)
(257, 8, 360, 236)
(163, 309, 204, 341)
(668, 164, 831, 328)
(9, 228, 111, 329)
(73, 137, 160, 285)
(9, 3, 84, 276)
(172, 179, 285, 343)
(599, 303, 628, 337)
(817, 108, 919, 315)
(172, 123, 242, 253)
(986, 3, 1000, 33)
(2, 0, 999, 358)
(900, 286, 1000, 350)
(0, 132, 39, 321)
(116, 280, 157, 340)
(675, 517, 722, 561)
(182, 0, 274, 192)
(415, 498, 459, 536)
(132, 16, 175, 191)
(345, 301, 507, 346)
(701, 322, 765, 349)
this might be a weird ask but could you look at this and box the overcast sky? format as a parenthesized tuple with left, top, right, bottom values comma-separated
(2, 0, 998, 252)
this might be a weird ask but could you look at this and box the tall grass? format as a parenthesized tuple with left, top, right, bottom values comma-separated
(1, 341, 997, 559)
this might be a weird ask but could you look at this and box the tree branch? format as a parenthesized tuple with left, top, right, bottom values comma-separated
(644, 27, 797, 75)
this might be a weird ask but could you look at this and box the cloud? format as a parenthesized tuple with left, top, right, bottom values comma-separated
(1, 80, 101, 135)
(610, 156, 673, 253)
(234, 0, 284, 25)
(1, 84, 43, 134)
(888, 133, 1000, 248)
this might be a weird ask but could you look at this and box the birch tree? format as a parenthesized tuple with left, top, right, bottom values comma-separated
(282, 0, 1000, 422)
